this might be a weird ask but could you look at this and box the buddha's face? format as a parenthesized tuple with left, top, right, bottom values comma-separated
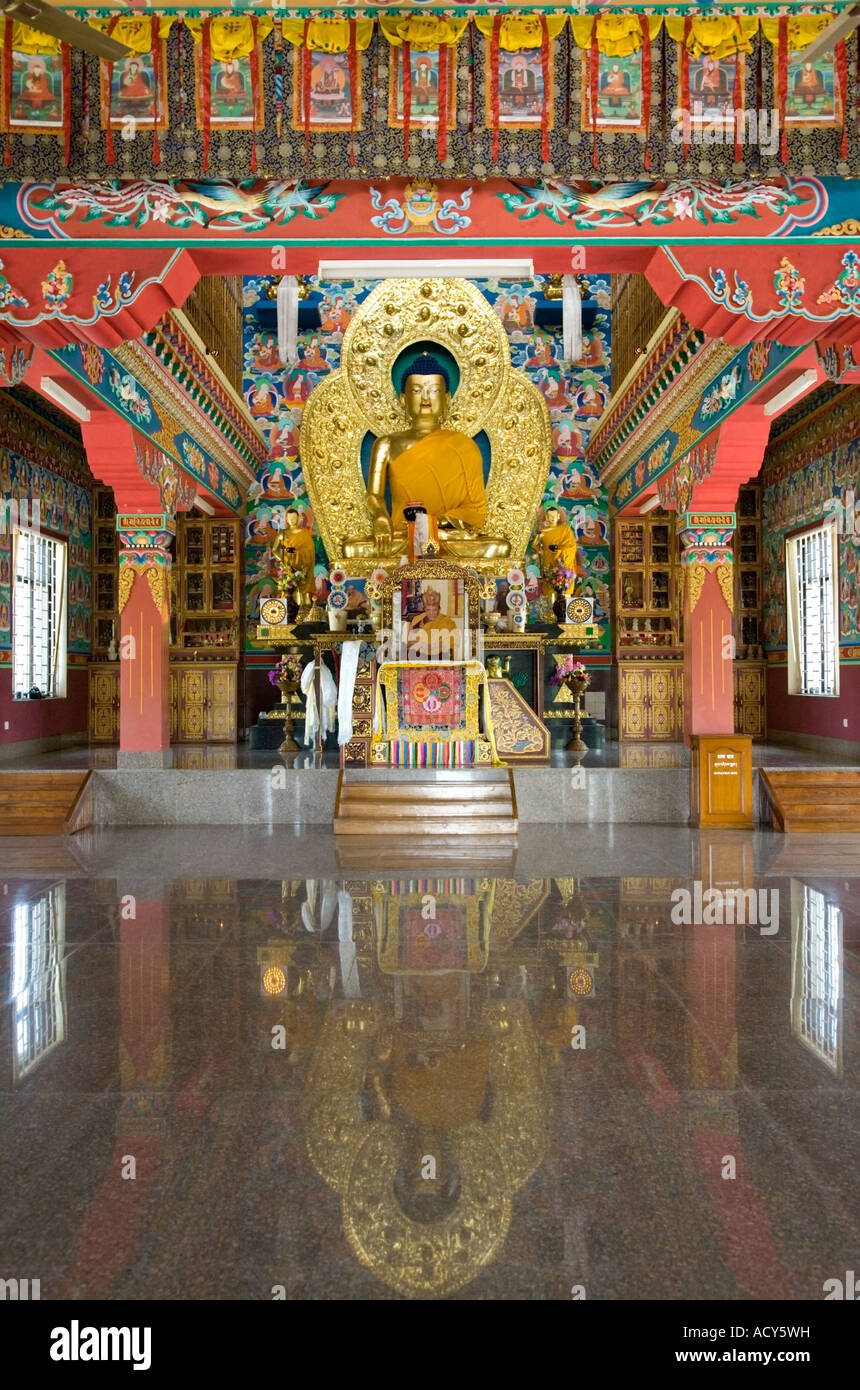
(284, 510, 300, 531)
(544, 508, 560, 528)
(402, 373, 448, 425)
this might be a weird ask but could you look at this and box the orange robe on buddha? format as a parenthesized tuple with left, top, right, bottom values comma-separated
(388, 429, 487, 531)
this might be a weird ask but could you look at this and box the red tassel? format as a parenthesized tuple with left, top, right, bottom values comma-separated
(302, 19, 311, 166)
(62, 43, 70, 165)
(836, 38, 848, 158)
(733, 48, 742, 164)
(437, 40, 448, 163)
(590, 22, 599, 169)
(490, 17, 500, 164)
(104, 15, 121, 167)
(249, 17, 258, 172)
(402, 41, 411, 160)
(202, 18, 211, 171)
(178, 19, 184, 122)
(778, 18, 788, 163)
(151, 16, 161, 166)
(3, 19, 10, 167)
(348, 18, 357, 167)
(539, 15, 550, 163)
(681, 17, 691, 161)
(640, 16, 651, 171)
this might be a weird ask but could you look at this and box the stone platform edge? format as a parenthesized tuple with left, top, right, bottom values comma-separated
(84, 765, 766, 827)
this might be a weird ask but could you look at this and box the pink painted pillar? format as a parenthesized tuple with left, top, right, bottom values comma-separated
(116, 514, 174, 766)
(678, 511, 736, 742)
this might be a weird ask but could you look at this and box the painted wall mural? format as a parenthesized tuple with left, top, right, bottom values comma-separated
(0, 396, 92, 657)
(762, 389, 860, 653)
(242, 272, 612, 653)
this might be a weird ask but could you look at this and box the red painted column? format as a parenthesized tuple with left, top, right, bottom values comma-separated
(678, 512, 736, 741)
(116, 514, 175, 764)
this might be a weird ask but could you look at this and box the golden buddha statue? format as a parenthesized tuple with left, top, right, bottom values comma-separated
(343, 354, 510, 564)
(271, 507, 316, 603)
(533, 505, 583, 594)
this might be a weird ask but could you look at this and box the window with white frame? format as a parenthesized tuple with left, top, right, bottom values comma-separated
(785, 520, 839, 697)
(12, 529, 67, 699)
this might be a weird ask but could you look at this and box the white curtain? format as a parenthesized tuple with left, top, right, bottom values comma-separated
(277, 275, 299, 366)
(562, 274, 582, 367)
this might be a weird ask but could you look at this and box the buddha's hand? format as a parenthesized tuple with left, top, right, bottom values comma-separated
(372, 513, 393, 555)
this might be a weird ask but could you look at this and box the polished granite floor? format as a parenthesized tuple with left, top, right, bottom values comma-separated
(1, 830, 857, 1300)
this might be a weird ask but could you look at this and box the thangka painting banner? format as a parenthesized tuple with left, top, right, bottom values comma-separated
(581, 49, 646, 133)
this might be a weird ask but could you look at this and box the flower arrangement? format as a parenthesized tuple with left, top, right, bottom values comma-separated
(550, 655, 590, 688)
(554, 561, 578, 596)
(274, 560, 305, 598)
(268, 653, 304, 688)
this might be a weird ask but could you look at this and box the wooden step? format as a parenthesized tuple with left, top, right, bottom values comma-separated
(334, 770, 518, 837)
(0, 771, 92, 836)
(761, 769, 860, 834)
(337, 804, 514, 820)
(336, 782, 509, 803)
(335, 816, 517, 837)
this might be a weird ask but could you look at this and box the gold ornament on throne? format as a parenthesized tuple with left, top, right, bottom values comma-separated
(299, 277, 552, 577)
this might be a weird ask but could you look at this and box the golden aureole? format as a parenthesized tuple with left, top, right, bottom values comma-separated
(300, 277, 552, 577)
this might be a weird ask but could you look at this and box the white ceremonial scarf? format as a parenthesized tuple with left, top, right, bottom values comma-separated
(337, 640, 362, 747)
(301, 660, 338, 746)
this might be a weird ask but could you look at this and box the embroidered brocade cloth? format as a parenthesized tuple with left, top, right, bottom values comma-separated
(372, 659, 501, 764)
(398, 664, 466, 732)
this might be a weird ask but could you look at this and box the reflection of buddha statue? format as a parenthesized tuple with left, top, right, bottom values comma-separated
(272, 508, 315, 601)
(533, 505, 582, 592)
(343, 355, 510, 564)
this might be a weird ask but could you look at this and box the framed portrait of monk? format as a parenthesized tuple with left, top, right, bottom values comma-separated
(379, 559, 481, 663)
(395, 575, 466, 662)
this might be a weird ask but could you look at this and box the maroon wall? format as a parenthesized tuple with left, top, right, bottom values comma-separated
(766, 663, 860, 746)
(0, 666, 89, 747)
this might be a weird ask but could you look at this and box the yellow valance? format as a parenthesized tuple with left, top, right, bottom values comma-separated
(760, 15, 832, 51)
(665, 17, 759, 59)
(0, 22, 64, 54)
(87, 17, 174, 54)
(379, 17, 468, 51)
(280, 19, 374, 53)
(473, 16, 566, 51)
(185, 17, 273, 61)
(570, 16, 662, 57)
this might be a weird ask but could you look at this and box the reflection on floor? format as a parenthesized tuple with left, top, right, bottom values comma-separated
(1, 832, 857, 1300)
(2, 739, 858, 773)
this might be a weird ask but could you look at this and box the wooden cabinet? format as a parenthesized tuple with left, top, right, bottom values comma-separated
(173, 515, 240, 653)
(618, 661, 684, 741)
(90, 662, 237, 744)
(615, 512, 681, 652)
(733, 661, 766, 738)
(734, 484, 764, 658)
(91, 488, 119, 655)
(89, 664, 120, 743)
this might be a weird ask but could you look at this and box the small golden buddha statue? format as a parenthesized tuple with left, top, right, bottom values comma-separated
(272, 507, 316, 603)
(343, 354, 510, 563)
(533, 505, 582, 593)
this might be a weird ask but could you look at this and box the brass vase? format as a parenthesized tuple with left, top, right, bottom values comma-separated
(276, 677, 301, 753)
(565, 675, 588, 753)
